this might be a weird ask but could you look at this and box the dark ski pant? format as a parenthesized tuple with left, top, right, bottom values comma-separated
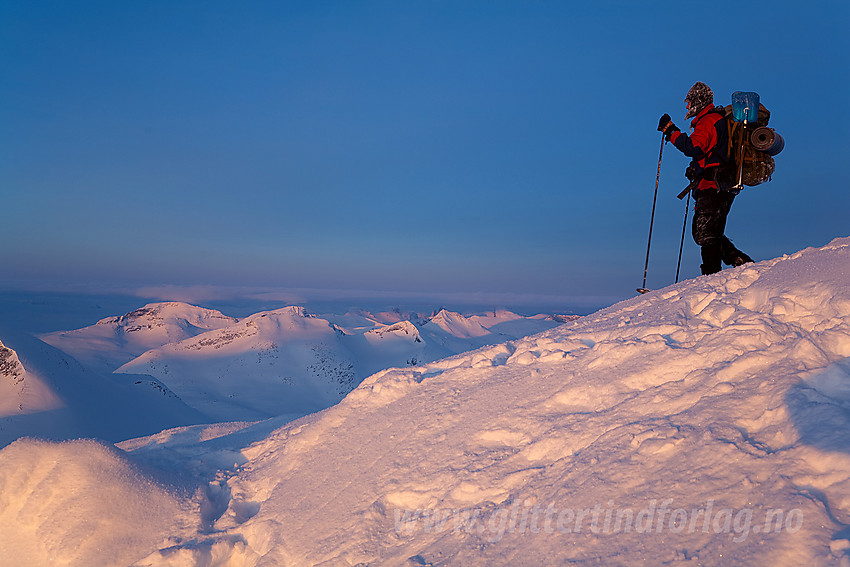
(692, 188, 749, 275)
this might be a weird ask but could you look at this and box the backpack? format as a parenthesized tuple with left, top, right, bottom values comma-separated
(715, 91, 784, 190)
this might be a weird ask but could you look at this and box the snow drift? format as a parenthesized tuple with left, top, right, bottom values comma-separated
(0, 438, 194, 567)
(3, 237, 850, 566)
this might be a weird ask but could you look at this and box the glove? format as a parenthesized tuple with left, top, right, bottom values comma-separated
(657, 113, 680, 140)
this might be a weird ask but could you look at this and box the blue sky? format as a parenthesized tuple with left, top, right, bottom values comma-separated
(2, 1, 848, 312)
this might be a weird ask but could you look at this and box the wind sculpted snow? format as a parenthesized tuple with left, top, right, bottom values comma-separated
(0, 438, 195, 567)
(3, 238, 850, 565)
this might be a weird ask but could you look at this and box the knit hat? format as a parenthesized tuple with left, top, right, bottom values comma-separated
(684, 81, 713, 119)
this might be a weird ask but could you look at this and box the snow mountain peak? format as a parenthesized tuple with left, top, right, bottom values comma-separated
(367, 320, 421, 339)
(426, 308, 490, 338)
(0, 340, 24, 384)
(41, 301, 238, 373)
(96, 301, 235, 328)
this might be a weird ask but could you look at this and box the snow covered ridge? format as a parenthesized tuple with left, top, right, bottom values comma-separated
(40, 301, 238, 374)
(3, 238, 850, 565)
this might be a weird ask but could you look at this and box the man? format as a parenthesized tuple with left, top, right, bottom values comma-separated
(658, 82, 752, 275)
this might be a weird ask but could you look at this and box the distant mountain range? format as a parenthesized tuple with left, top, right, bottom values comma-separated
(0, 302, 577, 443)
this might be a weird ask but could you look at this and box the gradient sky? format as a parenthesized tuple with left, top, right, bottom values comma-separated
(2, 1, 848, 310)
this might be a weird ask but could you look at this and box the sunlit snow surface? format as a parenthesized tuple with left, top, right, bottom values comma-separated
(3, 238, 850, 565)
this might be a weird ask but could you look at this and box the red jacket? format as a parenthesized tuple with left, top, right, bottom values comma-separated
(670, 105, 727, 189)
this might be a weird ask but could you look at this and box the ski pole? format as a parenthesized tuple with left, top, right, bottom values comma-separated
(638, 133, 665, 294)
(675, 190, 691, 283)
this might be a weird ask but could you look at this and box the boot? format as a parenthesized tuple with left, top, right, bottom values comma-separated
(721, 237, 753, 267)
(730, 252, 753, 267)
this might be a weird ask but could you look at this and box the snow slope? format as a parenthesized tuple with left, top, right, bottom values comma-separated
(470, 309, 580, 338)
(0, 330, 207, 447)
(4, 238, 850, 566)
(0, 338, 62, 417)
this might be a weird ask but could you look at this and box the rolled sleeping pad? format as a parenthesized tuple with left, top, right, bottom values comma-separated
(750, 126, 785, 156)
